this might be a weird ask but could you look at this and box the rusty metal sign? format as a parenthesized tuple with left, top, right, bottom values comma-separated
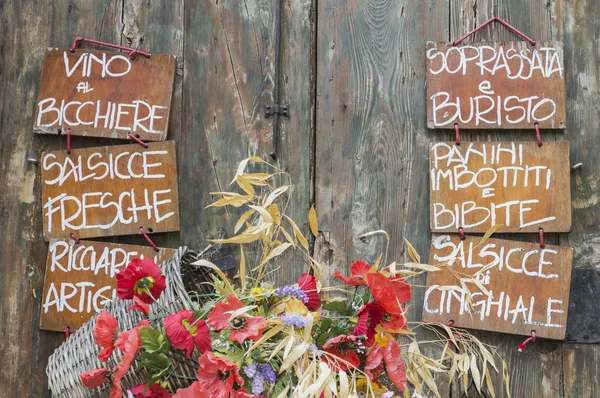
(423, 234, 573, 340)
(34, 48, 175, 141)
(430, 141, 571, 233)
(426, 41, 566, 129)
(41, 141, 180, 240)
(40, 239, 175, 331)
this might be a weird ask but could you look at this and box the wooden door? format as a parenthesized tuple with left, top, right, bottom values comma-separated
(0, 1, 598, 397)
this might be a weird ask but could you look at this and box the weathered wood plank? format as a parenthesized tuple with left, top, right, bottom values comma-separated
(563, 343, 600, 398)
(0, 1, 122, 396)
(447, 1, 566, 396)
(182, 0, 313, 286)
(315, 0, 451, 396)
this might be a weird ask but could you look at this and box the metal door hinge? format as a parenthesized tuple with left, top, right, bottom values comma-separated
(265, 104, 289, 118)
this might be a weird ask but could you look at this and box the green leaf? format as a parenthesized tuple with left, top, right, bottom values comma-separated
(139, 326, 171, 354)
(323, 301, 352, 316)
(139, 351, 171, 385)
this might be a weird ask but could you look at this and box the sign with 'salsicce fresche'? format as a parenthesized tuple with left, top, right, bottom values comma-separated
(41, 141, 180, 240)
(426, 41, 566, 129)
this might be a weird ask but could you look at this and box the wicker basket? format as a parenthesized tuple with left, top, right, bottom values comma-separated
(46, 246, 217, 397)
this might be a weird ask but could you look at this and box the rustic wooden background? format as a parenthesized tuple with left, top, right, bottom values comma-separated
(0, 0, 598, 397)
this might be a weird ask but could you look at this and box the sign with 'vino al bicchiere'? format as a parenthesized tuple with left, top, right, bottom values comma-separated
(34, 48, 175, 141)
(40, 239, 175, 332)
(426, 41, 566, 129)
(429, 141, 571, 233)
(423, 235, 573, 340)
(41, 141, 180, 240)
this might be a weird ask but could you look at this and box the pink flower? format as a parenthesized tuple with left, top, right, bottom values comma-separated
(130, 383, 172, 397)
(298, 274, 322, 311)
(128, 296, 151, 315)
(117, 258, 166, 304)
(333, 260, 372, 286)
(196, 352, 244, 398)
(164, 310, 212, 358)
(322, 335, 360, 372)
(115, 320, 150, 352)
(80, 368, 110, 388)
(110, 326, 143, 397)
(94, 311, 119, 362)
(365, 344, 384, 381)
(208, 294, 267, 344)
(384, 339, 407, 391)
(173, 382, 210, 397)
(353, 301, 384, 346)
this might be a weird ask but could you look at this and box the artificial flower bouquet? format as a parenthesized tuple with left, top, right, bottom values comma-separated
(78, 158, 506, 398)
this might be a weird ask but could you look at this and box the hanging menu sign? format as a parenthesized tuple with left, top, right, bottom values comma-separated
(422, 235, 573, 340)
(41, 141, 180, 240)
(34, 48, 175, 140)
(430, 141, 571, 233)
(426, 41, 566, 129)
(40, 239, 176, 331)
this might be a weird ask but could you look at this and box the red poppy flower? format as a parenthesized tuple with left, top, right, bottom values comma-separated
(207, 294, 267, 344)
(333, 260, 372, 286)
(196, 352, 244, 398)
(298, 274, 322, 311)
(128, 296, 151, 315)
(117, 258, 166, 304)
(384, 339, 406, 391)
(364, 344, 384, 381)
(380, 312, 407, 333)
(111, 326, 143, 397)
(322, 335, 360, 372)
(353, 301, 384, 346)
(80, 368, 110, 389)
(173, 382, 210, 398)
(367, 272, 411, 316)
(130, 383, 172, 397)
(94, 311, 119, 362)
(115, 320, 151, 352)
(230, 389, 261, 398)
(164, 310, 212, 358)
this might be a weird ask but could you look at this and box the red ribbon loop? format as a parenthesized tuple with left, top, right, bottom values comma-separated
(71, 36, 151, 59)
(458, 227, 466, 240)
(454, 124, 461, 146)
(65, 326, 71, 338)
(66, 128, 72, 154)
(518, 331, 537, 352)
(539, 228, 545, 249)
(128, 133, 149, 148)
(453, 17, 536, 47)
(70, 233, 80, 244)
(140, 227, 160, 252)
(535, 123, 543, 147)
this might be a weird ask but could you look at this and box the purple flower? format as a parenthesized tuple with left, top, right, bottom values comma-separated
(244, 363, 276, 395)
(281, 312, 308, 328)
(274, 285, 309, 303)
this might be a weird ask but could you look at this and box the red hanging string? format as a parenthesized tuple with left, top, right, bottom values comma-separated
(140, 227, 160, 252)
(539, 228, 545, 249)
(70, 233, 80, 244)
(454, 124, 461, 146)
(535, 123, 543, 147)
(65, 326, 71, 338)
(71, 36, 151, 59)
(446, 320, 454, 327)
(453, 17, 536, 46)
(66, 128, 72, 154)
(518, 331, 536, 352)
(458, 227, 466, 240)
(128, 133, 149, 148)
